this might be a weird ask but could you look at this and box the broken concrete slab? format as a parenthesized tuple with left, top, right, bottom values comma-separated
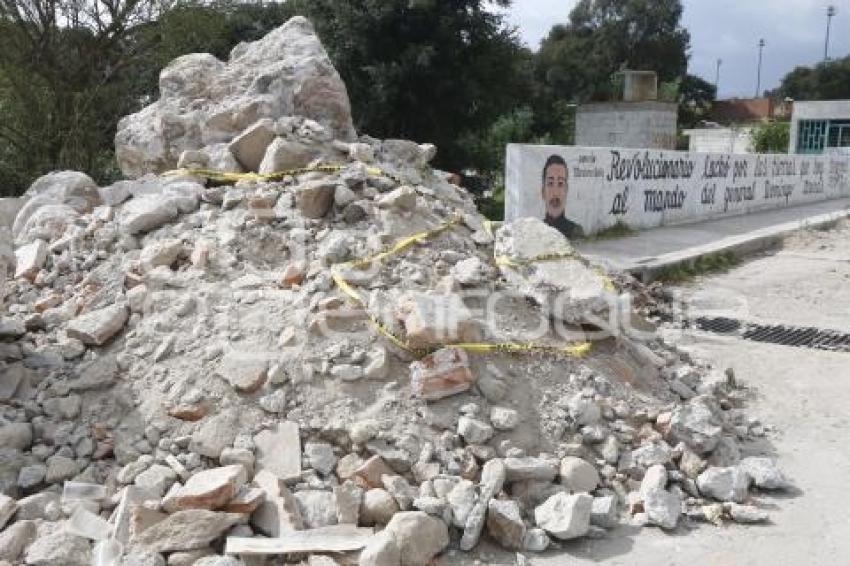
(168, 465, 247, 511)
(224, 525, 374, 555)
(253, 422, 301, 481)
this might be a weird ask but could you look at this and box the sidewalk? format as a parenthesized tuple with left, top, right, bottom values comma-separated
(575, 197, 850, 281)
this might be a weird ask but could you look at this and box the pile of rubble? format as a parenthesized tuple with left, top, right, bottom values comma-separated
(0, 16, 790, 566)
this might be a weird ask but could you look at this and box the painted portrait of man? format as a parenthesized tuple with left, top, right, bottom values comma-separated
(541, 154, 584, 239)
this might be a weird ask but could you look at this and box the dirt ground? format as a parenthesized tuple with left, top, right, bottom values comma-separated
(453, 220, 850, 566)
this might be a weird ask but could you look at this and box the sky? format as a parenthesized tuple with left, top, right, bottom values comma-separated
(505, 0, 850, 99)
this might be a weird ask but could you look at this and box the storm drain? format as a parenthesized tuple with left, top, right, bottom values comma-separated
(692, 316, 850, 353)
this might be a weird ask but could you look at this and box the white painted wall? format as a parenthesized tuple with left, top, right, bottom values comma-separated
(576, 102, 678, 150)
(684, 128, 754, 154)
(506, 144, 850, 236)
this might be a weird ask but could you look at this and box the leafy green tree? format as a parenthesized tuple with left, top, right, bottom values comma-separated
(678, 74, 716, 128)
(285, 0, 531, 173)
(536, 0, 690, 103)
(750, 121, 790, 154)
(777, 55, 850, 101)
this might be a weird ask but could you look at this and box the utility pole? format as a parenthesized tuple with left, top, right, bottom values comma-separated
(825, 6, 837, 62)
(715, 58, 722, 96)
(756, 39, 765, 98)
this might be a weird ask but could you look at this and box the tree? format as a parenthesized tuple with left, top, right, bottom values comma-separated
(285, 0, 531, 173)
(0, 0, 296, 195)
(750, 121, 790, 154)
(777, 55, 850, 101)
(536, 0, 690, 103)
(678, 74, 716, 128)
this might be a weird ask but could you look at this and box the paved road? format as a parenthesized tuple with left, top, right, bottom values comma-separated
(458, 220, 850, 566)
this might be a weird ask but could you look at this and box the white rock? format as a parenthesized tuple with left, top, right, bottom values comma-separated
(115, 17, 354, 177)
(726, 502, 769, 523)
(668, 396, 723, 455)
(590, 495, 618, 528)
(65, 304, 129, 346)
(360, 488, 399, 526)
(305, 442, 337, 476)
(294, 490, 338, 528)
(13, 239, 47, 280)
(0, 494, 16, 530)
(228, 119, 277, 172)
(457, 416, 494, 445)
(738, 457, 789, 490)
(494, 218, 608, 324)
(139, 239, 183, 272)
(559, 457, 599, 493)
(697, 466, 751, 503)
(119, 197, 179, 234)
(24, 524, 92, 565)
(640, 464, 668, 497)
(489, 406, 520, 431)
(522, 528, 550, 552)
(534, 492, 592, 540)
(486, 499, 526, 550)
(642, 487, 681, 530)
(385, 511, 449, 566)
(358, 530, 400, 566)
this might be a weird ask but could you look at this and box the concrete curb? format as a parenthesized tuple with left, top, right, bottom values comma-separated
(621, 207, 850, 282)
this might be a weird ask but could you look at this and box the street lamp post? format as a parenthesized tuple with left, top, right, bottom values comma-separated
(756, 39, 765, 98)
(825, 6, 837, 62)
(715, 58, 722, 95)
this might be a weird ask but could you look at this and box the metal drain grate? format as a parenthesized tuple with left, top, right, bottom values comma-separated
(692, 317, 850, 353)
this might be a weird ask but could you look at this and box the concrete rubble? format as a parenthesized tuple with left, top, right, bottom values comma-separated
(0, 15, 792, 566)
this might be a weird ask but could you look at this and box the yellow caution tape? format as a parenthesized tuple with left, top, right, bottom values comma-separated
(330, 214, 591, 359)
(164, 163, 403, 185)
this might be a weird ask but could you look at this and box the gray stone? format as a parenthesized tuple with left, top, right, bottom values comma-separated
(65, 305, 129, 346)
(294, 490, 338, 528)
(381, 475, 416, 511)
(668, 396, 723, 455)
(558, 457, 599, 493)
(643, 488, 681, 530)
(360, 488, 398, 526)
(135, 464, 178, 497)
(590, 496, 618, 529)
(296, 181, 335, 218)
(534, 493, 592, 540)
(131, 510, 242, 552)
(457, 416, 494, 445)
(358, 530, 400, 566)
(259, 138, 326, 175)
(630, 441, 672, 468)
(489, 407, 520, 431)
(217, 354, 267, 394)
(0, 519, 36, 562)
(190, 409, 239, 459)
(738, 457, 789, 490)
(192, 557, 241, 566)
(377, 186, 417, 211)
(168, 465, 247, 511)
(115, 17, 354, 177)
(494, 218, 608, 324)
(119, 197, 179, 234)
(24, 524, 91, 565)
(228, 119, 277, 172)
(726, 503, 769, 524)
(304, 442, 337, 476)
(17, 464, 47, 489)
(13, 240, 47, 280)
(504, 457, 559, 482)
(119, 550, 166, 566)
(697, 466, 751, 503)
(139, 239, 183, 272)
(14, 492, 61, 521)
(333, 481, 363, 524)
(0, 422, 32, 450)
(640, 464, 668, 497)
(522, 528, 550, 552)
(385, 511, 449, 566)
(486, 499, 526, 550)
(45, 454, 77, 484)
(0, 494, 15, 530)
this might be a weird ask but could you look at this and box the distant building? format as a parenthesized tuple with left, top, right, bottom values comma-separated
(684, 97, 793, 155)
(789, 100, 850, 155)
(683, 125, 754, 154)
(575, 71, 678, 150)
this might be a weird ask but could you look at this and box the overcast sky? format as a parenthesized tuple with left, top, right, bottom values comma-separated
(505, 0, 849, 99)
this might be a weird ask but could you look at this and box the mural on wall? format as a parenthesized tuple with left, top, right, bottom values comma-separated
(505, 145, 850, 237)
